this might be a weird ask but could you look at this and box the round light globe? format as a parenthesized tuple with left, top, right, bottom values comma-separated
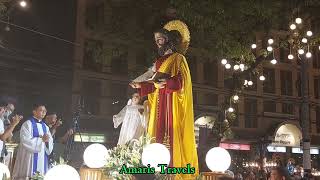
(295, 18, 302, 24)
(205, 147, 231, 172)
(221, 59, 227, 65)
(268, 39, 274, 45)
(306, 52, 312, 58)
(83, 143, 109, 168)
(288, 54, 294, 60)
(225, 64, 231, 69)
(233, 95, 239, 101)
(0, 163, 10, 180)
(302, 38, 308, 43)
(228, 107, 234, 112)
(267, 46, 273, 52)
(233, 65, 240, 70)
(248, 81, 253, 86)
(142, 143, 170, 172)
(307, 31, 313, 37)
(290, 24, 296, 30)
(19, 0, 27, 7)
(271, 59, 277, 64)
(259, 75, 265, 81)
(251, 44, 257, 49)
(244, 80, 248, 85)
(44, 165, 80, 180)
(298, 49, 305, 55)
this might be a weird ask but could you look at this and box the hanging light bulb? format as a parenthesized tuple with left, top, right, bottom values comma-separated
(302, 38, 308, 43)
(244, 80, 248, 85)
(295, 18, 302, 24)
(290, 24, 296, 30)
(19, 0, 27, 7)
(248, 81, 253, 86)
(251, 44, 257, 49)
(233, 64, 240, 70)
(221, 59, 227, 65)
(268, 39, 274, 45)
(267, 46, 273, 52)
(225, 64, 231, 69)
(306, 52, 312, 58)
(307, 31, 313, 37)
(228, 107, 234, 112)
(259, 75, 265, 81)
(271, 59, 277, 64)
(288, 54, 294, 60)
(298, 49, 305, 55)
(233, 95, 239, 101)
(239, 64, 245, 69)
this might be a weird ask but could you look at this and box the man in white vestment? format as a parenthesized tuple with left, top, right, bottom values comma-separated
(13, 104, 54, 180)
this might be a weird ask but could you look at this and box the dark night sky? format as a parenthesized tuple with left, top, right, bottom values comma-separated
(1, 0, 76, 67)
(0, 0, 77, 119)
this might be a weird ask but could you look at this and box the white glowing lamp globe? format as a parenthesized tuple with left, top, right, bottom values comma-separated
(248, 80, 253, 86)
(225, 64, 231, 69)
(221, 59, 227, 65)
(233, 65, 240, 70)
(298, 49, 305, 55)
(267, 46, 273, 52)
(228, 107, 234, 112)
(302, 38, 308, 43)
(307, 31, 313, 37)
(44, 165, 80, 180)
(259, 75, 266, 81)
(251, 44, 257, 49)
(295, 18, 302, 24)
(0, 163, 10, 180)
(290, 24, 296, 30)
(271, 59, 277, 64)
(306, 52, 312, 58)
(142, 143, 170, 172)
(206, 147, 231, 172)
(288, 54, 294, 60)
(83, 143, 109, 168)
(268, 39, 274, 45)
(233, 95, 239, 101)
(19, 0, 27, 7)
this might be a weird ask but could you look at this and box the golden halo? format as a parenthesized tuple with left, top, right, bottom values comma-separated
(164, 20, 190, 54)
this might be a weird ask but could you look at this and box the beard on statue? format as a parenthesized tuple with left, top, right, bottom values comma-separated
(157, 42, 172, 57)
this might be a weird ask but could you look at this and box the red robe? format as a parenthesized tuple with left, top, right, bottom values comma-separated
(139, 54, 182, 166)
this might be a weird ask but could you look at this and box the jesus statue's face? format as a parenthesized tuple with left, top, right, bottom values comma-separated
(154, 32, 166, 48)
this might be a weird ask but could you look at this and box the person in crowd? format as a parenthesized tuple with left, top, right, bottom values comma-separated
(0, 102, 22, 162)
(269, 167, 290, 180)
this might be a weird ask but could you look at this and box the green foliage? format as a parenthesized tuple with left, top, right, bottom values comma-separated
(30, 172, 44, 180)
(169, 0, 287, 60)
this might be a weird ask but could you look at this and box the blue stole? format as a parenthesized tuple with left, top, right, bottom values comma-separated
(30, 117, 48, 174)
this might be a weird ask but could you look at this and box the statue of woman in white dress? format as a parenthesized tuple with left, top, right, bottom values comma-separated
(113, 93, 148, 145)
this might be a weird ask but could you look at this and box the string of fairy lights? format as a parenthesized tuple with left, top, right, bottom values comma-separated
(218, 16, 320, 130)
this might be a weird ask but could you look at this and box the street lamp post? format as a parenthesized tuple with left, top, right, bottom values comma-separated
(300, 56, 311, 177)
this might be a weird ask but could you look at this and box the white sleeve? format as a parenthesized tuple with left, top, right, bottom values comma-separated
(20, 121, 42, 153)
(113, 106, 127, 128)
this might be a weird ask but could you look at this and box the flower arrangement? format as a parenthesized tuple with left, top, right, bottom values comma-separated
(104, 133, 155, 180)
(30, 172, 44, 180)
